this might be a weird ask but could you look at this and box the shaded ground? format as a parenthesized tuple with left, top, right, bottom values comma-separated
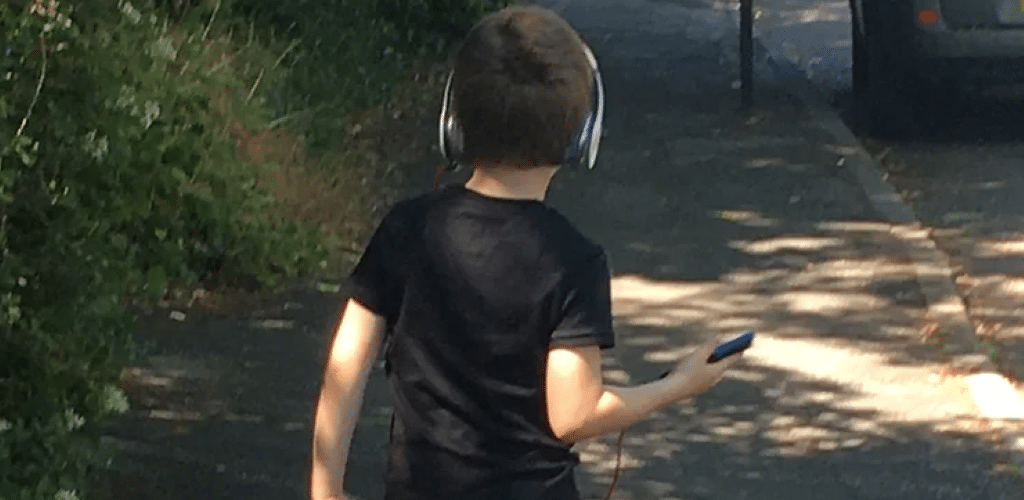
(844, 92, 1024, 391)
(96, 0, 1024, 499)
(802, 20, 1024, 394)
(746, 0, 1024, 408)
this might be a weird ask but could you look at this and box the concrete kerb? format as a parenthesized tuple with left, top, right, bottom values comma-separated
(757, 41, 1024, 467)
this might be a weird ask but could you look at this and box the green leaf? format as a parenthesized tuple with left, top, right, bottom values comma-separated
(170, 167, 189, 186)
(111, 234, 128, 251)
(11, 135, 36, 166)
(0, 166, 14, 188)
(316, 282, 341, 293)
(145, 266, 167, 296)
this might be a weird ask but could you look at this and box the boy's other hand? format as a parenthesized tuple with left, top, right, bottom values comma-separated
(666, 338, 744, 400)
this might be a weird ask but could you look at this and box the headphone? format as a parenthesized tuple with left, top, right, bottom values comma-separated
(438, 43, 606, 172)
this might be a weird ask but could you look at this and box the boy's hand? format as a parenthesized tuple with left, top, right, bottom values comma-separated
(666, 338, 743, 400)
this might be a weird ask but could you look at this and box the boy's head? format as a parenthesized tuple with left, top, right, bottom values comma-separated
(441, 6, 603, 170)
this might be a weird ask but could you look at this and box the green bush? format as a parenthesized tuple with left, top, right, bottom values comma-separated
(377, 0, 512, 48)
(0, 1, 324, 498)
(1, 0, 511, 497)
(220, 0, 511, 150)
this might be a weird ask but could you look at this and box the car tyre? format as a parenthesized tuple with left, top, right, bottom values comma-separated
(852, 18, 867, 100)
(857, 10, 926, 140)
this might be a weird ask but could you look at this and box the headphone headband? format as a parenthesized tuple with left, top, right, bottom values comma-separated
(439, 43, 605, 171)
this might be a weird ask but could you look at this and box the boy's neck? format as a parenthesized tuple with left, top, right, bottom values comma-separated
(464, 164, 558, 201)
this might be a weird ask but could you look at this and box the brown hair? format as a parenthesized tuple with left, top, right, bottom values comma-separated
(450, 6, 595, 168)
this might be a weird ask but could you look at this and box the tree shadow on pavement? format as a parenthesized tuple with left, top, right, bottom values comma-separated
(100, 285, 1023, 500)
(99, 288, 348, 500)
(840, 90, 1024, 386)
(576, 356, 1021, 500)
(542, 40, 1023, 498)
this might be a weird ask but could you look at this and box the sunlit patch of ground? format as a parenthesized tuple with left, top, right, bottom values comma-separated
(570, 215, 1016, 497)
(859, 135, 1024, 399)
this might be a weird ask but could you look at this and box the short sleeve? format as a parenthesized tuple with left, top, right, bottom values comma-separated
(345, 208, 404, 321)
(550, 249, 616, 350)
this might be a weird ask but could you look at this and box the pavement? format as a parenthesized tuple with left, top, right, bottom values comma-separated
(98, 0, 1024, 499)
(875, 132, 1024, 389)
(737, 0, 1024, 469)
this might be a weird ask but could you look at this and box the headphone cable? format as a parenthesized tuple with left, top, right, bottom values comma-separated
(603, 428, 627, 500)
(433, 164, 447, 190)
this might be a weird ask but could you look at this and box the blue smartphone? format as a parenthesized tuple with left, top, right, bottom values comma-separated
(658, 331, 755, 379)
(707, 330, 755, 363)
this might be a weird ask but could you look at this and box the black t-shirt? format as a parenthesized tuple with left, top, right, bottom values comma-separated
(345, 184, 616, 500)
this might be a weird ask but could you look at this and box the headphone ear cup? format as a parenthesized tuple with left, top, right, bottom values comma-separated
(446, 116, 464, 165)
(565, 114, 593, 167)
(439, 71, 463, 169)
(564, 44, 605, 169)
(585, 61, 605, 169)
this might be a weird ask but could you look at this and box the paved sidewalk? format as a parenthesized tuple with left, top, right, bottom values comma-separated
(543, 3, 1019, 498)
(98, 0, 1023, 499)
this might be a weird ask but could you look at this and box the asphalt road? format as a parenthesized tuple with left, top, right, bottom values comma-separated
(98, 1, 1024, 499)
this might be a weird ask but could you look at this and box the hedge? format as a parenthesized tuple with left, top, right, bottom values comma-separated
(0, 0, 507, 498)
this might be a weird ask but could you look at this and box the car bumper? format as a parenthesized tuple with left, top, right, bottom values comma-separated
(911, 27, 1024, 83)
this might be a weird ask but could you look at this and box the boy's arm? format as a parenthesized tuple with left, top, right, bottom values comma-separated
(310, 298, 387, 500)
(545, 340, 740, 443)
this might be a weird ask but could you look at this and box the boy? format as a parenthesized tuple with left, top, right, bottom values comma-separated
(309, 6, 743, 500)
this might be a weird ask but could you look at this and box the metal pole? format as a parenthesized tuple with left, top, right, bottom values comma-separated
(739, 0, 754, 109)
